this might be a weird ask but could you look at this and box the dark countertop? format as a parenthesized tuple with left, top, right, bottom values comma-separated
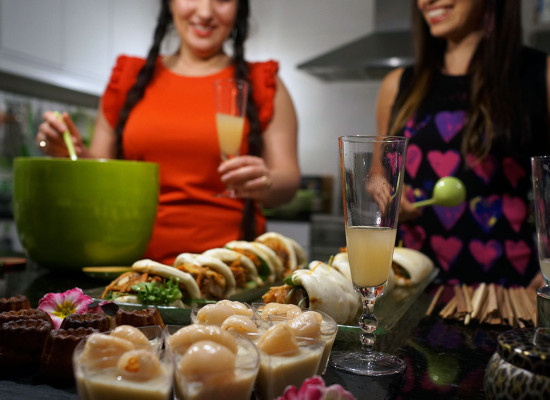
(0, 259, 507, 400)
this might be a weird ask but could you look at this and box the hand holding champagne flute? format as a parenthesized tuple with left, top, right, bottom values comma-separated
(330, 135, 408, 376)
(214, 78, 248, 197)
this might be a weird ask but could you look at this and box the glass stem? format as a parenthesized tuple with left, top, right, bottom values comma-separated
(359, 295, 377, 353)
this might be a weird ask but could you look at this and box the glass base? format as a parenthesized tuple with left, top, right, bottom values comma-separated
(329, 350, 406, 376)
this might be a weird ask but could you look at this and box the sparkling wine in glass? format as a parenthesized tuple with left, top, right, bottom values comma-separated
(330, 135, 408, 376)
(214, 78, 248, 197)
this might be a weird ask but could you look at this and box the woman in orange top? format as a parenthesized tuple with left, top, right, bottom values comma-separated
(35, 0, 300, 265)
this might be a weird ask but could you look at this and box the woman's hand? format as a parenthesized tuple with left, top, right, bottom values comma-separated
(218, 155, 273, 201)
(36, 111, 87, 157)
(399, 190, 422, 223)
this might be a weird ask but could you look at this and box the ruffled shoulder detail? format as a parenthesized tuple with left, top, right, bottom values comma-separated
(101, 55, 147, 128)
(248, 60, 279, 131)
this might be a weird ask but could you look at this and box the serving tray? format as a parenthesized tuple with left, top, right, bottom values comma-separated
(86, 281, 281, 325)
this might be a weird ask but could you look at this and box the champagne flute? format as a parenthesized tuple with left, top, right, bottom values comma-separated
(330, 135, 408, 376)
(532, 155, 550, 286)
(214, 78, 248, 197)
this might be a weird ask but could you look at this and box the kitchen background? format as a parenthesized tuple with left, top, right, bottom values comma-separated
(1, 0, 549, 261)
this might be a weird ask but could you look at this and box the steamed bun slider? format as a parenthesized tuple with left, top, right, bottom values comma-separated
(263, 261, 361, 325)
(203, 248, 263, 289)
(174, 253, 236, 299)
(225, 240, 281, 284)
(392, 247, 435, 286)
(101, 259, 201, 306)
(255, 232, 301, 277)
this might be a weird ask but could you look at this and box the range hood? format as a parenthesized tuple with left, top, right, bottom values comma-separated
(297, 0, 414, 81)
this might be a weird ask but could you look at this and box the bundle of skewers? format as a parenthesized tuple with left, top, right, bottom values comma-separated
(426, 283, 538, 328)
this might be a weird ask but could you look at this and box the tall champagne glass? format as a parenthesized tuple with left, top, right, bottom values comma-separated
(532, 155, 550, 286)
(330, 135, 408, 376)
(214, 78, 248, 197)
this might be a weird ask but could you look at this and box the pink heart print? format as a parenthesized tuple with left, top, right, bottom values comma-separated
(433, 202, 466, 231)
(469, 239, 503, 272)
(404, 114, 431, 139)
(430, 236, 462, 271)
(505, 240, 531, 275)
(406, 144, 422, 179)
(502, 194, 527, 233)
(435, 111, 466, 143)
(465, 154, 497, 184)
(427, 150, 461, 178)
(399, 224, 426, 250)
(469, 195, 502, 233)
(502, 157, 526, 189)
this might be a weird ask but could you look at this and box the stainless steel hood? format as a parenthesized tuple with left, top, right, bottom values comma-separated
(297, 0, 414, 81)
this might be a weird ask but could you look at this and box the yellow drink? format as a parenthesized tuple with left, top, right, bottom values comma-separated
(216, 113, 245, 157)
(345, 226, 397, 287)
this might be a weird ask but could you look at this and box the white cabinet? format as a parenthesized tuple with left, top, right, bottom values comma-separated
(0, 0, 158, 95)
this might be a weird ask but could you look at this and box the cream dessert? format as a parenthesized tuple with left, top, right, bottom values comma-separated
(73, 333, 172, 400)
(255, 324, 324, 400)
(170, 325, 259, 400)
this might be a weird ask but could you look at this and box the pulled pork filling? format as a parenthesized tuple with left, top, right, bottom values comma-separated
(176, 263, 226, 300)
(262, 284, 309, 308)
(260, 238, 290, 272)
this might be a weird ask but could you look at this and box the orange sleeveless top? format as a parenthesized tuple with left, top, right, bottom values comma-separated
(102, 55, 278, 265)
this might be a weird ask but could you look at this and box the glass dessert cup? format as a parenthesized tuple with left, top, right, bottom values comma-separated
(329, 135, 408, 376)
(213, 78, 248, 198)
(171, 334, 259, 400)
(73, 336, 173, 400)
(268, 309, 338, 375)
(254, 336, 324, 400)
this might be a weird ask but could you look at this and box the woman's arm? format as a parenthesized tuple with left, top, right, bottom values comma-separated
(219, 75, 300, 207)
(375, 67, 421, 222)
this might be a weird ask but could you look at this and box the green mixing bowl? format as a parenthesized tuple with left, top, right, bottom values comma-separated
(13, 157, 159, 272)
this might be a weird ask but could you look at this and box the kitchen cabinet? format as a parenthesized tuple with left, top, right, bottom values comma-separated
(0, 0, 158, 95)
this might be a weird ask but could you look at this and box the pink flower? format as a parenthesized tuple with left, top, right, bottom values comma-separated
(277, 376, 356, 400)
(38, 287, 94, 329)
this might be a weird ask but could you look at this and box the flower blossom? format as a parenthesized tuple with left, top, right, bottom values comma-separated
(38, 287, 95, 329)
(277, 376, 355, 400)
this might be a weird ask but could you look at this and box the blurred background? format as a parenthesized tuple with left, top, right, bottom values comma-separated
(1, 0, 549, 260)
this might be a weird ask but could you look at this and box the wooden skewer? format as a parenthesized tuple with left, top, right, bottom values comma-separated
(440, 296, 457, 319)
(454, 284, 468, 315)
(462, 284, 473, 325)
(502, 288, 514, 326)
(471, 283, 487, 320)
(426, 285, 445, 317)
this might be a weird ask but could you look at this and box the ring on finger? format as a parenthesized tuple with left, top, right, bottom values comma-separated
(261, 175, 272, 189)
(39, 139, 47, 148)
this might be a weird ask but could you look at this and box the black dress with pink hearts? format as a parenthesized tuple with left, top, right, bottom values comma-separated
(394, 46, 550, 286)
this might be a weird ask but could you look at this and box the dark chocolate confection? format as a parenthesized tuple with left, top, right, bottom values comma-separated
(60, 312, 111, 332)
(0, 309, 53, 327)
(0, 319, 54, 370)
(40, 327, 97, 381)
(0, 295, 31, 312)
(114, 307, 165, 329)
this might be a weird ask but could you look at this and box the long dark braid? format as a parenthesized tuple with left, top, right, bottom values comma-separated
(114, 0, 172, 158)
(114, 0, 262, 240)
(232, 0, 263, 240)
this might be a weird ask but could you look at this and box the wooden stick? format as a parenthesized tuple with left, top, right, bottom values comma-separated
(440, 296, 457, 319)
(454, 284, 468, 315)
(462, 284, 473, 325)
(502, 288, 514, 326)
(471, 283, 487, 320)
(426, 285, 445, 317)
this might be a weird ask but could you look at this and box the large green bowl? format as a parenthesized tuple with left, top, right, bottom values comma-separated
(13, 157, 159, 272)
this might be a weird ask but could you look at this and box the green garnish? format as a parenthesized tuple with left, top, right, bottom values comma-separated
(130, 278, 182, 305)
(283, 274, 296, 286)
